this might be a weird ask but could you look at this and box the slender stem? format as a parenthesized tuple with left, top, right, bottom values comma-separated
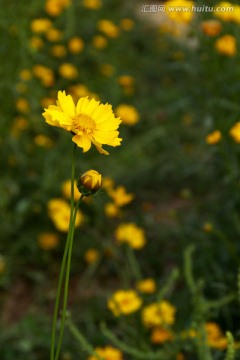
(54, 196, 83, 360)
(50, 144, 77, 360)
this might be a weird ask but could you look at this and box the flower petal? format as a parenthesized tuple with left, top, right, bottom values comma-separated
(72, 134, 92, 152)
(57, 91, 76, 116)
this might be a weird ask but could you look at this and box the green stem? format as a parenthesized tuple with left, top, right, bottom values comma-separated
(54, 196, 83, 360)
(50, 144, 77, 360)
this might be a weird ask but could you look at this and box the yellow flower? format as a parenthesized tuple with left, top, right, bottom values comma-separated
(62, 179, 81, 202)
(108, 186, 134, 207)
(229, 122, 240, 142)
(214, 2, 235, 22)
(100, 64, 115, 77)
(97, 19, 120, 38)
(11, 117, 28, 137)
(136, 278, 157, 294)
(120, 18, 134, 31)
(205, 130, 222, 144)
(45, 28, 62, 42)
(203, 222, 213, 233)
(59, 63, 78, 79)
(78, 169, 102, 195)
(31, 18, 52, 33)
(33, 65, 54, 87)
(115, 223, 146, 249)
(51, 45, 67, 58)
(118, 75, 134, 87)
(19, 69, 32, 81)
(29, 36, 44, 50)
(16, 98, 29, 113)
(38, 232, 59, 250)
(215, 35, 237, 56)
(45, 0, 71, 16)
(102, 176, 115, 191)
(34, 134, 54, 147)
(42, 91, 122, 154)
(92, 35, 108, 49)
(48, 198, 84, 232)
(151, 327, 174, 344)
(201, 20, 222, 37)
(68, 37, 84, 53)
(104, 202, 120, 218)
(83, 0, 102, 9)
(165, 0, 194, 23)
(115, 104, 139, 126)
(87, 346, 123, 360)
(205, 322, 228, 349)
(108, 290, 142, 316)
(142, 301, 176, 327)
(84, 248, 100, 263)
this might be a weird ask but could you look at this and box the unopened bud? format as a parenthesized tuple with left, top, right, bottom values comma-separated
(77, 170, 102, 196)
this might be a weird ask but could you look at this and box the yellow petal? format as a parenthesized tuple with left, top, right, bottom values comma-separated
(57, 90, 76, 116)
(72, 134, 92, 152)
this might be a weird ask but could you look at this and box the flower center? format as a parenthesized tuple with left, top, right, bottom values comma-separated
(72, 114, 96, 134)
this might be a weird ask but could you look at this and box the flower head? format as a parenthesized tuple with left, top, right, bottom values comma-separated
(78, 169, 102, 196)
(205, 130, 222, 144)
(229, 122, 240, 142)
(87, 346, 123, 360)
(142, 300, 176, 327)
(115, 223, 146, 249)
(215, 35, 237, 56)
(108, 290, 142, 316)
(42, 91, 122, 154)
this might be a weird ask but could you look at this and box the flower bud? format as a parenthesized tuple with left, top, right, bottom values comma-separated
(77, 170, 102, 196)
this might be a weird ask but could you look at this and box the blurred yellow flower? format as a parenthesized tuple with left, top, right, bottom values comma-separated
(84, 248, 100, 263)
(142, 301, 176, 327)
(201, 20, 222, 37)
(151, 327, 173, 344)
(83, 0, 102, 9)
(87, 346, 122, 360)
(34, 134, 54, 147)
(33, 65, 55, 87)
(205, 322, 228, 349)
(118, 75, 134, 87)
(31, 18, 52, 33)
(68, 37, 84, 53)
(203, 222, 213, 233)
(29, 37, 44, 50)
(205, 130, 222, 144)
(48, 198, 84, 232)
(92, 35, 108, 49)
(102, 176, 115, 191)
(45, 0, 71, 16)
(62, 179, 81, 202)
(108, 186, 134, 207)
(42, 91, 122, 154)
(38, 232, 59, 250)
(19, 69, 32, 81)
(215, 35, 237, 56)
(46, 28, 62, 42)
(97, 19, 120, 38)
(100, 64, 115, 77)
(229, 122, 240, 142)
(16, 98, 29, 113)
(115, 223, 146, 249)
(11, 117, 28, 137)
(59, 63, 78, 79)
(115, 104, 139, 126)
(136, 278, 157, 294)
(214, 2, 235, 22)
(104, 202, 121, 218)
(51, 45, 67, 58)
(165, 0, 194, 23)
(108, 290, 142, 316)
(120, 18, 134, 31)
